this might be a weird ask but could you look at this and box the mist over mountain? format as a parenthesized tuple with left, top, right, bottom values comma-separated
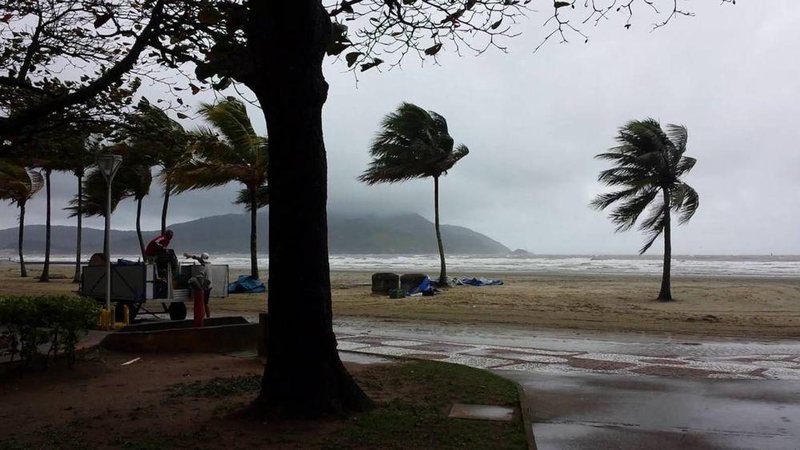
(0, 212, 509, 256)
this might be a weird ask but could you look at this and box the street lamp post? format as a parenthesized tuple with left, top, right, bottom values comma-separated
(97, 154, 123, 312)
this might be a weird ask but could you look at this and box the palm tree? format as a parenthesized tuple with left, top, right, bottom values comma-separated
(64, 135, 96, 282)
(127, 100, 190, 234)
(591, 118, 699, 301)
(169, 98, 269, 279)
(12, 126, 82, 281)
(0, 162, 43, 277)
(359, 102, 469, 286)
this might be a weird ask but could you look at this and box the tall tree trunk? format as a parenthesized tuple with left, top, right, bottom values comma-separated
(72, 171, 83, 283)
(433, 175, 448, 286)
(161, 181, 170, 234)
(39, 169, 51, 282)
(248, 0, 372, 417)
(658, 188, 672, 301)
(18, 200, 27, 277)
(136, 197, 145, 258)
(250, 190, 259, 279)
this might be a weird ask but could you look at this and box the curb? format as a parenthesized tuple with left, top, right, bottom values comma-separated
(515, 382, 537, 450)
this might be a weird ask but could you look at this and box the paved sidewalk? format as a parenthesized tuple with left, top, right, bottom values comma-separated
(336, 326, 800, 380)
(336, 319, 800, 449)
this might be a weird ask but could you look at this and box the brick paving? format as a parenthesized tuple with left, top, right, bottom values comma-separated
(337, 332, 800, 380)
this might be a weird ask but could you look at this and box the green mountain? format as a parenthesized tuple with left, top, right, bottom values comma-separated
(0, 212, 509, 256)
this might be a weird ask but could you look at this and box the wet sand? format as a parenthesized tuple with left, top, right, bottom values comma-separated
(2, 262, 799, 339)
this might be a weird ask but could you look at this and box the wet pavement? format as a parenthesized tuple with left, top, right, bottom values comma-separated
(334, 318, 800, 380)
(501, 371, 800, 450)
(335, 318, 800, 449)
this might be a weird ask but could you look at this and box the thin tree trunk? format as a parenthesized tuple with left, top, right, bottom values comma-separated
(18, 200, 27, 277)
(39, 169, 51, 282)
(433, 176, 448, 286)
(161, 181, 170, 234)
(250, 191, 259, 279)
(72, 171, 83, 283)
(658, 188, 672, 301)
(249, 0, 372, 418)
(136, 197, 145, 258)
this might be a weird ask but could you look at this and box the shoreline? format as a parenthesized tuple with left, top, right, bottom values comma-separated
(2, 259, 798, 280)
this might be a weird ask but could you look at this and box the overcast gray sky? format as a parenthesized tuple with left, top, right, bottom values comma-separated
(3, 1, 799, 254)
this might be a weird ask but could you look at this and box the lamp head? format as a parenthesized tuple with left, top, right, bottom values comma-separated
(97, 154, 123, 180)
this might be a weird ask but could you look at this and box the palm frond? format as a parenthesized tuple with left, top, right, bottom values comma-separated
(671, 182, 699, 224)
(165, 99, 268, 202)
(608, 188, 660, 232)
(0, 162, 43, 204)
(593, 118, 699, 254)
(234, 185, 269, 211)
(197, 98, 263, 161)
(666, 124, 688, 155)
(360, 102, 468, 185)
(638, 203, 667, 254)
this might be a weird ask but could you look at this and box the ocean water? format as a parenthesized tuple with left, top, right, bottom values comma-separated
(10, 253, 799, 278)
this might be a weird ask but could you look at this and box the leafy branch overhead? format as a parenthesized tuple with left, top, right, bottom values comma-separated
(0, 0, 733, 141)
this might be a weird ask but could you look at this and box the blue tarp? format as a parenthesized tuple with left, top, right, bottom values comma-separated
(407, 276, 435, 296)
(228, 275, 266, 294)
(455, 277, 504, 286)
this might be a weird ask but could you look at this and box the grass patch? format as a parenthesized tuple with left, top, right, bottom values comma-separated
(325, 360, 527, 449)
(165, 375, 261, 399)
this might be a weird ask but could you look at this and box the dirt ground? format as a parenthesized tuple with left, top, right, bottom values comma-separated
(3, 263, 799, 339)
(0, 350, 525, 449)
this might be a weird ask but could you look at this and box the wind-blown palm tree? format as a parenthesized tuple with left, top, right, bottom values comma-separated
(591, 118, 699, 301)
(0, 162, 43, 277)
(169, 98, 269, 279)
(64, 135, 95, 282)
(127, 100, 190, 234)
(359, 102, 469, 286)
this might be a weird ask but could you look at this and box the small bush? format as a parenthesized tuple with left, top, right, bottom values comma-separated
(0, 295, 99, 369)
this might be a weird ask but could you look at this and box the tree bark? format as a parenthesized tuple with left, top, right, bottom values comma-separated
(250, 190, 259, 279)
(248, 0, 372, 417)
(658, 187, 672, 301)
(72, 171, 83, 283)
(39, 169, 51, 282)
(433, 175, 448, 286)
(136, 197, 145, 258)
(18, 200, 27, 278)
(160, 181, 170, 234)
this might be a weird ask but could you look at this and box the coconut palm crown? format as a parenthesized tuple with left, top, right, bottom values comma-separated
(168, 98, 268, 279)
(0, 161, 43, 277)
(591, 118, 699, 301)
(359, 102, 469, 286)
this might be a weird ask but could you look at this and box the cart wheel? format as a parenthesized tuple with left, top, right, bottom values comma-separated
(168, 302, 187, 321)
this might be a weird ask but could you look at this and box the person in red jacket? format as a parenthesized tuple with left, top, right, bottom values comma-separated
(144, 229, 173, 258)
(145, 230, 177, 279)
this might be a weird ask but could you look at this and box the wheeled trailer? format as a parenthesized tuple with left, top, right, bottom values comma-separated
(80, 262, 229, 322)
